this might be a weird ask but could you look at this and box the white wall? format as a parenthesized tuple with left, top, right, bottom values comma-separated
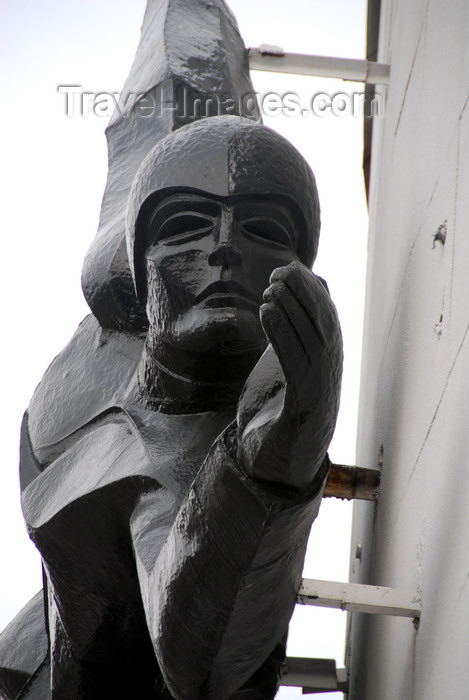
(349, 0, 469, 697)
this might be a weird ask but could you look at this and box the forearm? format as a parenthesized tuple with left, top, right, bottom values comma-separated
(237, 348, 341, 490)
(135, 422, 328, 700)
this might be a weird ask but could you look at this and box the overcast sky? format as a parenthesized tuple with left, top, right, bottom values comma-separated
(1, 2, 368, 697)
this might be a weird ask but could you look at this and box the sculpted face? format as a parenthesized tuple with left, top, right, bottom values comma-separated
(127, 116, 321, 377)
(144, 192, 302, 356)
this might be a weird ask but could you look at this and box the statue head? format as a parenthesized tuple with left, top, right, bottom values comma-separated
(126, 116, 320, 368)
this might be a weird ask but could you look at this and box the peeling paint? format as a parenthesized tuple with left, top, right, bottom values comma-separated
(432, 220, 447, 247)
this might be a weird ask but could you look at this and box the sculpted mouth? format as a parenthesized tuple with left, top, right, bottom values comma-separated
(195, 281, 260, 310)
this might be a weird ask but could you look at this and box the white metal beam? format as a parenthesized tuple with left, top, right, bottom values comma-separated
(280, 657, 349, 693)
(281, 657, 337, 689)
(297, 578, 421, 618)
(248, 46, 390, 85)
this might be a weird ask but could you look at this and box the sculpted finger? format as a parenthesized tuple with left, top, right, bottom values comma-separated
(262, 280, 323, 362)
(259, 297, 311, 383)
(270, 263, 341, 350)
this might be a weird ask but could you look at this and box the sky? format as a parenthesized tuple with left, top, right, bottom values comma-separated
(1, 1, 369, 697)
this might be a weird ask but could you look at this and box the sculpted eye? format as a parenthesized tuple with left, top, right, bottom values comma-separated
(156, 212, 215, 244)
(241, 217, 294, 249)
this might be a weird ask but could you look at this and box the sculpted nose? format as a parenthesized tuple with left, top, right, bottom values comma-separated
(208, 207, 243, 267)
(208, 243, 243, 267)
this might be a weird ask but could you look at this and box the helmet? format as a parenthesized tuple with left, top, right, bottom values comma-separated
(126, 115, 320, 300)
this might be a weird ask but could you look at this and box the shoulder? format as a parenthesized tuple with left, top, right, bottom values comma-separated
(27, 314, 144, 466)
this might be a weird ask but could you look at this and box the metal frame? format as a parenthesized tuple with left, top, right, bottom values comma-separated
(248, 46, 390, 85)
(279, 579, 419, 693)
(298, 578, 421, 619)
(281, 657, 348, 694)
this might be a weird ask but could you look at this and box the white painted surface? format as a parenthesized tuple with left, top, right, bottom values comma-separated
(298, 579, 420, 618)
(248, 50, 391, 84)
(350, 0, 469, 697)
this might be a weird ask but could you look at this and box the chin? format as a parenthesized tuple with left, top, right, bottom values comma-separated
(171, 307, 266, 355)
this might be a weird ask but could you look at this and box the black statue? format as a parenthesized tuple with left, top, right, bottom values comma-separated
(0, 3, 342, 700)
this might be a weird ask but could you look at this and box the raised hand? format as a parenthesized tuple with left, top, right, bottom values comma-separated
(236, 261, 343, 490)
